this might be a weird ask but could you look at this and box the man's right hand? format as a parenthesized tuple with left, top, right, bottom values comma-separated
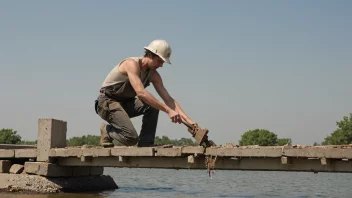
(167, 109, 182, 124)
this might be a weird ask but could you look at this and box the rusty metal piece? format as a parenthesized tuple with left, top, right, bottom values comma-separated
(207, 156, 216, 169)
(183, 121, 216, 147)
(205, 155, 217, 178)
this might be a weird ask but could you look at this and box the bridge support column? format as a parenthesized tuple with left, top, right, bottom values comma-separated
(37, 119, 67, 162)
(5, 118, 119, 193)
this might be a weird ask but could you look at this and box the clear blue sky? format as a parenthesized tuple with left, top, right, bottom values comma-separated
(1, 1, 351, 145)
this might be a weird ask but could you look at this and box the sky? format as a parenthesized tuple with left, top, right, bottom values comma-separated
(0, 0, 351, 145)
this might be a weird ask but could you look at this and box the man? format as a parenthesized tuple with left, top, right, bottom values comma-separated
(95, 40, 195, 147)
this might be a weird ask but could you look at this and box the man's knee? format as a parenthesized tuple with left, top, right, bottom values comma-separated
(124, 130, 139, 146)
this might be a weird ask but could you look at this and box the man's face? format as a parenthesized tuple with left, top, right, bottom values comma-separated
(149, 55, 164, 70)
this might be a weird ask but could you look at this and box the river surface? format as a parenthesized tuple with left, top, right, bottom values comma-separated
(1, 168, 352, 198)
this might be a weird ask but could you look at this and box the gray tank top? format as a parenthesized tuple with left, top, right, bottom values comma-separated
(100, 57, 153, 102)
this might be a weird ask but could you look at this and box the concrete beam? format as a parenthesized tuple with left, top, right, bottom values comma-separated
(15, 149, 36, 158)
(25, 162, 72, 177)
(206, 147, 282, 157)
(284, 148, 352, 159)
(58, 156, 352, 173)
(50, 148, 82, 157)
(82, 148, 110, 157)
(0, 149, 14, 158)
(24, 162, 104, 177)
(156, 148, 182, 157)
(0, 144, 36, 149)
(182, 146, 205, 155)
(111, 147, 155, 156)
(57, 156, 352, 173)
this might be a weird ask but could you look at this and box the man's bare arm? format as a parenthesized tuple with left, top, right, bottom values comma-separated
(123, 60, 181, 123)
(151, 71, 195, 124)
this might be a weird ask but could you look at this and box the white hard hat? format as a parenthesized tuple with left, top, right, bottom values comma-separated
(144, 40, 172, 64)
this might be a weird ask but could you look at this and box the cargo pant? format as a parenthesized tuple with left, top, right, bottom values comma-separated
(95, 95, 159, 146)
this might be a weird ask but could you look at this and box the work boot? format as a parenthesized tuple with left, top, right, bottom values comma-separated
(100, 123, 114, 148)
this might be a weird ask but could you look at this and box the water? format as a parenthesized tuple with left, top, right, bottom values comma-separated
(1, 168, 352, 198)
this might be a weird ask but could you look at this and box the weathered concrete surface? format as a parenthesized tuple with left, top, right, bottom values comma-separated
(111, 147, 155, 156)
(0, 173, 117, 193)
(156, 148, 182, 157)
(57, 156, 352, 173)
(0, 150, 14, 158)
(2, 145, 352, 173)
(206, 147, 282, 157)
(4, 145, 352, 159)
(0, 160, 11, 173)
(50, 147, 82, 157)
(49, 146, 204, 158)
(15, 149, 36, 158)
(25, 162, 72, 177)
(181, 146, 205, 155)
(24, 162, 104, 177)
(82, 148, 110, 157)
(37, 119, 67, 162)
(0, 144, 36, 149)
(9, 164, 24, 174)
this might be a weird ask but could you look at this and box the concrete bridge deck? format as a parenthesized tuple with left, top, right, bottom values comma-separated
(1, 144, 352, 173)
(1, 118, 352, 174)
(1, 119, 352, 193)
(0, 119, 352, 192)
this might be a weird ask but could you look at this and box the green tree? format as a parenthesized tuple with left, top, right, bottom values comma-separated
(322, 113, 352, 145)
(313, 142, 320, 146)
(0, 129, 22, 144)
(67, 135, 100, 146)
(277, 138, 292, 146)
(18, 140, 37, 145)
(239, 129, 278, 146)
(154, 136, 197, 146)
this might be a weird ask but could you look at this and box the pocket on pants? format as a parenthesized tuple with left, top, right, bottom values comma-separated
(107, 101, 122, 112)
(97, 100, 109, 121)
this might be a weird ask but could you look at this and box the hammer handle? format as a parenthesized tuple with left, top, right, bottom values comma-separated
(182, 120, 194, 130)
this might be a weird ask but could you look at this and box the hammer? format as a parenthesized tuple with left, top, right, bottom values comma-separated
(182, 120, 216, 147)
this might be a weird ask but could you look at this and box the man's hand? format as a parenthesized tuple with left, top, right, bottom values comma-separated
(167, 109, 182, 124)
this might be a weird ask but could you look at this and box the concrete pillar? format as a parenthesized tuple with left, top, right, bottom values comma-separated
(37, 119, 67, 162)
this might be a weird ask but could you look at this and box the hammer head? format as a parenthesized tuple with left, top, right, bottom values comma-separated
(188, 123, 215, 147)
(194, 128, 209, 146)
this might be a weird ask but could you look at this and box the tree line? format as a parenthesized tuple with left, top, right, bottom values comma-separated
(1, 113, 351, 146)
